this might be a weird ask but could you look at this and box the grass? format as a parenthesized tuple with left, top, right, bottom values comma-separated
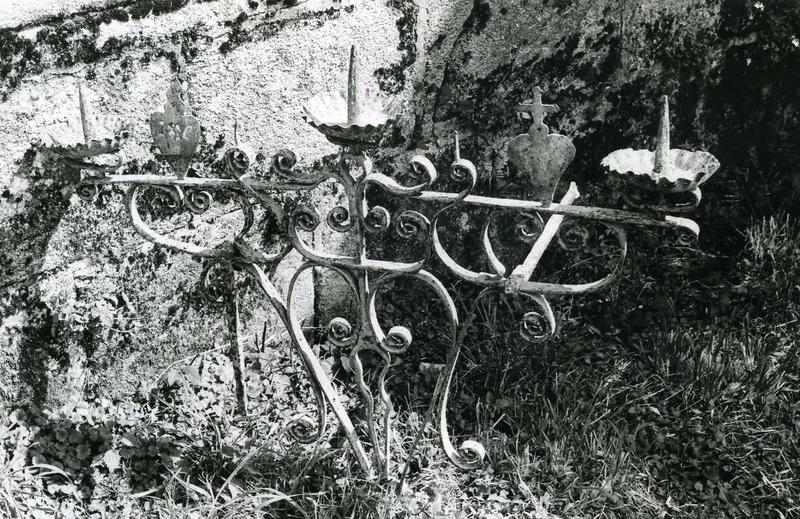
(2, 213, 800, 518)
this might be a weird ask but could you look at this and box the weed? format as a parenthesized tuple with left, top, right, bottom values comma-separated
(3, 215, 800, 517)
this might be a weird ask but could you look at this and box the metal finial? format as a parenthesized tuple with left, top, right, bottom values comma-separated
(347, 45, 360, 126)
(454, 132, 461, 161)
(78, 82, 93, 144)
(653, 95, 670, 175)
(516, 86, 559, 128)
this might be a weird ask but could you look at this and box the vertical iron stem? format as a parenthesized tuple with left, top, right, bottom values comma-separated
(224, 271, 248, 415)
(246, 263, 374, 477)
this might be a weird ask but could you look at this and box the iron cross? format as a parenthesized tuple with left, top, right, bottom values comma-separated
(516, 86, 559, 126)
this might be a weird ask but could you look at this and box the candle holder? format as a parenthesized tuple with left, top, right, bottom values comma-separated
(69, 48, 718, 480)
(303, 46, 402, 150)
(602, 96, 720, 214)
(43, 83, 131, 177)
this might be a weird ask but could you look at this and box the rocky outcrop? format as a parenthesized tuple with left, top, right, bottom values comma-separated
(1, 0, 798, 409)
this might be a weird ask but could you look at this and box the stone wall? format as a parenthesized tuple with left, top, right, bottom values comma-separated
(0, 0, 409, 408)
(2, 0, 798, 409)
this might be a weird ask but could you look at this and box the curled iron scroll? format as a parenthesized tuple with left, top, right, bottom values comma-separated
(514, 223, 628, 296)
(125, 184, 286, 264)
(279, 262, 364, 443)
(519, 293, 557, 342)
(281, 261, 385, 444)
(364, 269, 488, 469)
(366, 269, 458, 356)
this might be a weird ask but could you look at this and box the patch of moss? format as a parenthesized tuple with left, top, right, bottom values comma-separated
(0, 30, 43, 98)
(220, 12, 251, 54)
(0, 1, 359, 98)
(0, 0, 206, 98)
(462, 0, 492, 36)
(374, 0, 419, 95)
(127, 0, 190, 20)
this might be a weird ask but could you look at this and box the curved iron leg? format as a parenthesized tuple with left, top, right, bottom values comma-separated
(244, 263, 374, 478)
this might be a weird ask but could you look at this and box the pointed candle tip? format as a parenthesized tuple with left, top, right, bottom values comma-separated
(653, 95, 671, 175)
(347, 45, 359, 126)
(77, 81, 93, 145)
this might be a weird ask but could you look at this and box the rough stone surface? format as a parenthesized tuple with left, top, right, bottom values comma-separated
(0, 0, 406, 408)
(0, 0, 114, 30)
(2, 0, 799, 411)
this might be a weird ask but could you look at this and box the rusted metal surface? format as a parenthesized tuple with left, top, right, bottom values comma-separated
(149, 79, 201, 179)
(602, 95, 721, 214)
(43, 82, 130, 174)
(509, 86, 576, 206)
(69, 49, 719, 479)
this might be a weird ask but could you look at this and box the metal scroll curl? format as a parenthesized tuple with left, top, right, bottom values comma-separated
(434, 210, 632, 299)
(366, 269, 458, 356)
(391, 155, 439, 192)
(291, 203, 321, 232)
(434, 152, 478, 218)
(125, 183, 285, 264)
(269, 148, 332, 187)
(513, 223, 629, 297)
(185, 188, 213, 215)
(480, 210, 547, 278)
(280, 154, 440, 271)
(245, 263, 372, 473)
(141, 184, 185, 217)
(519, 293, 557, 343)
(287, 204, 369, 268)
(364, 205, 391, 234)
(556, 218, 590, 251)
(280, 262, 361, 444)
(433, 214, 504, 286)
(393, 210, 430, 242)
(76, 180, 100, 202)
(282, 262, 372, 444)
(364, 270, 487, 470)
(224, 145, 254, 179)
(201, 260, 235, 305)
(356, 157, 435, 236)
(327, 205, 354, 233)
(434, 287, 496, 470)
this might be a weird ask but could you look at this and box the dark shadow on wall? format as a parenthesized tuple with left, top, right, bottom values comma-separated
(357, 0, 800, 350)
(0, 149, 79, 407)
(401, 0, 800, 252)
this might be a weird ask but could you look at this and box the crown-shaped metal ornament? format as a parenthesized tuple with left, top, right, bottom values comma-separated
(70, 48, 721, 482)
(508, 86, 576, 206)
(149, 78, 201, 178)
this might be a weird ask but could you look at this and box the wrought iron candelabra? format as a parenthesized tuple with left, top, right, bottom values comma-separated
(50, 46, 720, 480)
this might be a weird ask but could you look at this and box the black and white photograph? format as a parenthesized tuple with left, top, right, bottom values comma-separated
(0, 0, 799, 517)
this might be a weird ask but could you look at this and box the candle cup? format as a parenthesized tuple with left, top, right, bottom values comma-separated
(303, 46, 402, 149)
(602, 95, 720, 213)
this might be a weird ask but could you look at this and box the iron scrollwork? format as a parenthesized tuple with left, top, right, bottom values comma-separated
(62, 47, 719, 480)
